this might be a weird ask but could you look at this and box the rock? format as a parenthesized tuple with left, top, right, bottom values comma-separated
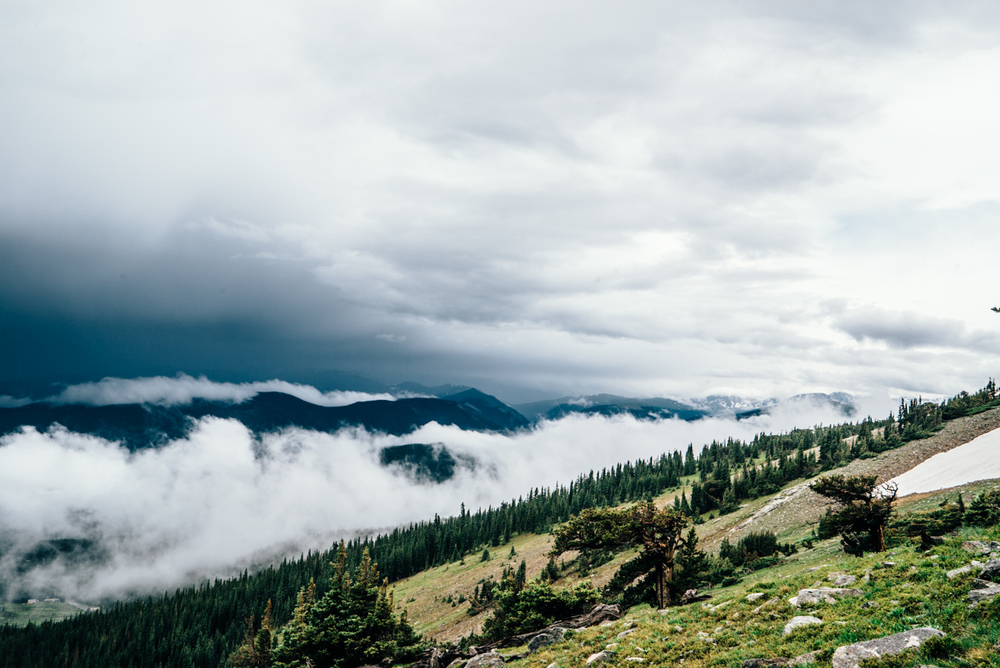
(680, 589, 712, 605)
(881, 562, 896, 567)
(979, 559, 1000, 582)
(754, 596, 782, 614)
(585, 650, 615, 666)
(968, 585, 1000, 603)
(791, 587, 864, 607)
(947, 565, 973, 579)
(465, 652, 506, 668)
(860, 601, 879, 610)
(625, 658, 645, 663)
(605, 644, 619, 651)
(528, 628, 567, 653)
(746, 593, 766, 602)
(962, 541, 1000, 554)
(562, 603, 620, 628)
(972, 578, 994, 589)
(446, 659, 467, 668)
(546, 664, 558, 668)
(831, 628, 945, 668)
(791, 650, 821, 665)
(832, 575, 856, 587)
(783, 615, 823, 636)
(617, 628, 637, 640)
(741, 660, 790, 667)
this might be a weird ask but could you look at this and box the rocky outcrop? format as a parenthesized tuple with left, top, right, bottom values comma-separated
(478, 603, 622, 651)
(528, 628, 567, 653)
(465, 652, 506, 668)
(968, 584, 1000, 604)
(979, 558, 1000, 582)
(831, 628, 945, 668)
(962, 540, 1000, 554)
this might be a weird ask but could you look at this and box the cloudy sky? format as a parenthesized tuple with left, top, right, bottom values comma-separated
(3, 1, 1000, 403)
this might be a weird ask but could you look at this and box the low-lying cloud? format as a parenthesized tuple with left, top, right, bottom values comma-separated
(45, 374, 399, 407)
(0, 394, 893, 603)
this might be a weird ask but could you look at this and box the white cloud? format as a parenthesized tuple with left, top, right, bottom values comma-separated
(48, 375, 396, 407)
(0, 399, 884, 601)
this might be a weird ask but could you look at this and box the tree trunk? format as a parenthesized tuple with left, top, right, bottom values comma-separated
(655, 562, 667, 609)
(871, 522, 886, 552)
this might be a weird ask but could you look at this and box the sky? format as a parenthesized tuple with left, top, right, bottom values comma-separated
(2, 1, 1000, 404)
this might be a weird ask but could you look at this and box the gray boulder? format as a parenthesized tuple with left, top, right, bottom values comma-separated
(947, 565, 973, 579)
(979, 559, 1000, 582)
(616, 628, 637, 640)
(465, 652, 506, 668)
(791, 587, 864, 607)
(831, 628, 945, 668)
(968, 584, 1000, 603)
(528, 627, 568, 653)
(783, 616, 823, 636)
(585, 650, 615, 666)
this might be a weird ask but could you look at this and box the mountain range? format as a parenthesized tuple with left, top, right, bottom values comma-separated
(0, 380, 857, 450)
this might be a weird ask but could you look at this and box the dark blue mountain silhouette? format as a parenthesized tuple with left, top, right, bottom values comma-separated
(0, 389, 529, 450)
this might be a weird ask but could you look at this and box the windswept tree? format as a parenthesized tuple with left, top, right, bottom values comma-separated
(550, 501, 690, 608)
(810, 474, 897, 554)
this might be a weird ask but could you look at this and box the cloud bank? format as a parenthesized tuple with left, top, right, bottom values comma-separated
(46, 374, 399, 407)
(0, 397, 886, 602)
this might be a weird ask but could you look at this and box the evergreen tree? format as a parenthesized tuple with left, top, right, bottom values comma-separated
(810, 475, 898, 554)
(551, 501, 691, 608)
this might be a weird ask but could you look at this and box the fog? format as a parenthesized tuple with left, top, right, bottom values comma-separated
(0, 392, 893, 603)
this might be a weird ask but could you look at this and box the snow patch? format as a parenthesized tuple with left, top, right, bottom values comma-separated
(890, 426, 1000, 496)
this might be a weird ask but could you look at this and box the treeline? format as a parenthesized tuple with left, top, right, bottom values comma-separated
(1, 380, 996, 667)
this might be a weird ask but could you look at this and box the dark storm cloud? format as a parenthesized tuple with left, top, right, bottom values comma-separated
(1, 1, 1000, 401)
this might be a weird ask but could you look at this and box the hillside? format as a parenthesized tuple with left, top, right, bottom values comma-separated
(379, 406, 1000, 645)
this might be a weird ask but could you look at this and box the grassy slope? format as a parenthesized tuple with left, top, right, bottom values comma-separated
(0, 601, 83, 628)
(391, 407, 1000, 661)
(511, 523, 1000, 668)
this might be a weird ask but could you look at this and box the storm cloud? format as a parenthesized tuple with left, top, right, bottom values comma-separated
(1, 1, 1000, 403)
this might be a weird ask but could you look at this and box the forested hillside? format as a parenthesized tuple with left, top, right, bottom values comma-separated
(0, 381, 996, 668)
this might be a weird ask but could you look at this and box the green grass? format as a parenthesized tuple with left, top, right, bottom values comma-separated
(0, 601, 83, 628)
